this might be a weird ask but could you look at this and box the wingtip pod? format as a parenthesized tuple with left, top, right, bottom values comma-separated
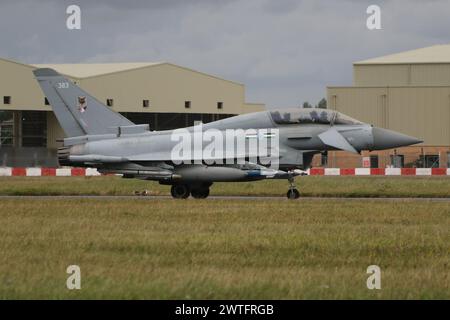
(33, 68, 60, 77)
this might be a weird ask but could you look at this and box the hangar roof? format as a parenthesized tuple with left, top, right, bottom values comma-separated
(31, 62, 164, 78)
(355, 44, 450, 65)
(30, 61, 243, 85)
(0, 56, 243, 86)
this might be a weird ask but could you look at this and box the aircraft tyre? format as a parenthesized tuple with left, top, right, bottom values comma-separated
(171, 184, 191, 199)
(191, 187, 210, 199)
(287, 188, 300, 200)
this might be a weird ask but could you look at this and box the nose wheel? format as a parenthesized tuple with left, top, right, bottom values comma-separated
(287, 188, 300, 199)
(286, 174, 300, 200)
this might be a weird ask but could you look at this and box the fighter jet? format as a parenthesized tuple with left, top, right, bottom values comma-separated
(33, 68, 422, 199)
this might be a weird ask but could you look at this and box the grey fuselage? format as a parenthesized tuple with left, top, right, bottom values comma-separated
(71, 111, 372, 161)
(61, 108, 417, 183)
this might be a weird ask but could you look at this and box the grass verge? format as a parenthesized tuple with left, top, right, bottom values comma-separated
(0, 198, 448, 299)
(0, 176, 449, 197)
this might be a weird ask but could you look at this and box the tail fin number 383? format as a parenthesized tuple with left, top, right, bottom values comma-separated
(57, 82, 69, 89)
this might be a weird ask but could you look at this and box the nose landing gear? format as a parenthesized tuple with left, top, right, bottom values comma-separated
(286, 174, 300, 200)
(287, 188, 300, 199)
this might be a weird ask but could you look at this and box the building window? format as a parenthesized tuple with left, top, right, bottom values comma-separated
(370, 155, 379, 168)
(390, 155, 404, 168)
(419, 154, 439, 168)
(185, 101, 191, 109)
(44, 97, 50, 105)
(143, 100, 150, 108)
(217, 102, 223, 109)
(121, 112, 157, 131)
(21, 111, 47, 147)
(187, 113, 203, 127)
(156, 113, 187, 131)
(0, 124, 13, 146)
(3, 96, 11, 105)
(0, 111, 14, 146)
(106, 99, 114, 107)
(321, 152, 328, 167)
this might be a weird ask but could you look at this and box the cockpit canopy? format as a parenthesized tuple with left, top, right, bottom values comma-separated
(269, 108, 362, 126)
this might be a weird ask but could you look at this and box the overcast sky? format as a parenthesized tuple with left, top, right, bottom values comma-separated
(0, 0, 448, 108)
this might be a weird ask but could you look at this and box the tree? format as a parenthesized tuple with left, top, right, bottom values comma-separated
(317, 98, 327, 109)
(302, 101, 313, 108)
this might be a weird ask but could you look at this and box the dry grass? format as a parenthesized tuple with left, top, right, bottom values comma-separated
(0, 198, 448, 299)
(0, 175, 449, 197)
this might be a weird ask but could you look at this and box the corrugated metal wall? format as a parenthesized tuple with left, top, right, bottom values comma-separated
(0, 58, 264, 114)
(353, 65, 410, 86)
(79, 63, 263, 115)
(327, 86, 450, 145)
(388, 87, 450, 145)
(330, 60, 450, 146)
(354, 63, 450, 87)
(46, 112, 64, 149)
(0, 59, 53, 112)
(410, 64, 450, 86)
(327, 87, 388, 126)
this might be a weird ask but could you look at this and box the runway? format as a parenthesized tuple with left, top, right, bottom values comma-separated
(0, 195, 449, 201)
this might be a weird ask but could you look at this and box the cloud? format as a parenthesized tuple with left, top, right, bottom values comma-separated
(0, 0, 449, 108)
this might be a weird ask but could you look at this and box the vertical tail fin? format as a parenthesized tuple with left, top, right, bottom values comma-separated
(33, 68, 134, 137)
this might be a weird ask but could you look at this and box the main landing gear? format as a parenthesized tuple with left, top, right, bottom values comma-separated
(170, 184, 190, 199)
(170, 183, 211, 199)
(286, 174, 300, 200)
(169, 178, 301, 200)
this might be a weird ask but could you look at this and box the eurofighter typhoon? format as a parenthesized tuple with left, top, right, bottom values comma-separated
(33, 68, 422, 199)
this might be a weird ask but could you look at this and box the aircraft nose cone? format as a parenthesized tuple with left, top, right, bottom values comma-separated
(372, 127, 422, 150)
